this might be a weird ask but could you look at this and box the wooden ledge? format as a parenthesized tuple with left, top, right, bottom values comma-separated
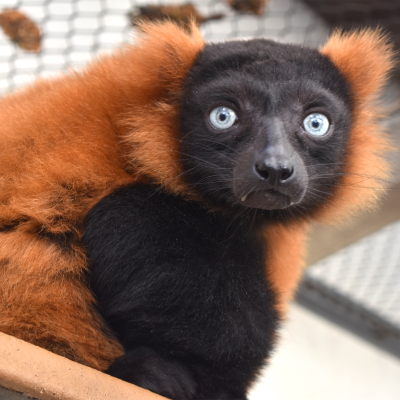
(0, 333, 168, 400)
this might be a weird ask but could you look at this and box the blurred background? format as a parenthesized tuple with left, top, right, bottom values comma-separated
(0, 0, 400, 399)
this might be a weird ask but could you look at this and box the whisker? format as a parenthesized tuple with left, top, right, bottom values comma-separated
(198, 138, 240, 154)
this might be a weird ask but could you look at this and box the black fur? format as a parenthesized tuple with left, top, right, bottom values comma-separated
(83, 184, 278, 399)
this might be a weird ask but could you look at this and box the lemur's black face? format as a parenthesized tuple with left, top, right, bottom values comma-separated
(179, 39, 352, 222)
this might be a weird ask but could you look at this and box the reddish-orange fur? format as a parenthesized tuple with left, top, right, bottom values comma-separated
(264, 224, 307, 315)
(0, 22, 204, 369)
(317, 29, 394, 221)
(0, 23, 393, 369)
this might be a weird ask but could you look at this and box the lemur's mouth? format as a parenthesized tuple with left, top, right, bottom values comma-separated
(241, 188, 282, 202)
(238, 189, 293, 210)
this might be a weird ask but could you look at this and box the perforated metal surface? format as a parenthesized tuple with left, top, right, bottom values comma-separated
(0, 386, 33, 399)
(307, 220, 400, 330)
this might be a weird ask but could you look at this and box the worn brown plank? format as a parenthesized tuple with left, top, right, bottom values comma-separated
(0, 333, 168, 400)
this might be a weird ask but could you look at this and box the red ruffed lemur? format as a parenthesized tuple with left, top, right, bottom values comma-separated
(0, 22, 394, 399)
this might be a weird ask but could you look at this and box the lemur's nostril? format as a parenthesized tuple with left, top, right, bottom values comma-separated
(280, 166, 293, 182)
(255, 164, 269, 180)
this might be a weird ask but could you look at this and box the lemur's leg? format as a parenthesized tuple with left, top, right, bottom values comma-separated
(0, 228, 123, 370)
(107, 347, 198, 400)
(107, 347, 248, 400)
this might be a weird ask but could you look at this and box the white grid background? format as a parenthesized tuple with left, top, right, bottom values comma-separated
(0, 0, 328, 93)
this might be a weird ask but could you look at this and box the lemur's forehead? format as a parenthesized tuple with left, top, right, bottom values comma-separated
(187, 39, 351, 106)
(198, 39, 331, 72)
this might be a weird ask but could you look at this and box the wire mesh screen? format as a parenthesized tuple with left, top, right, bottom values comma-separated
(0, 0, 329, 93)
(303, 0, 400, 63)
(307, 220, 400, 330)
(0, 0, 400, 355)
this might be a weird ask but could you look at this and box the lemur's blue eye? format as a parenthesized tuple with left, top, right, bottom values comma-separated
(209, 107, 237, 130)
(303, 113, 330, 136)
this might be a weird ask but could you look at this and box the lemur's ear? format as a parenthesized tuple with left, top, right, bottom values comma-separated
(114, 21, 205, 197)
(316, 31, 395, 222)
(321, 29, 394, 106)
(130, 21, 205, 95)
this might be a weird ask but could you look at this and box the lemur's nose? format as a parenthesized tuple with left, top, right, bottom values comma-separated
(254, 160, 294, 186)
